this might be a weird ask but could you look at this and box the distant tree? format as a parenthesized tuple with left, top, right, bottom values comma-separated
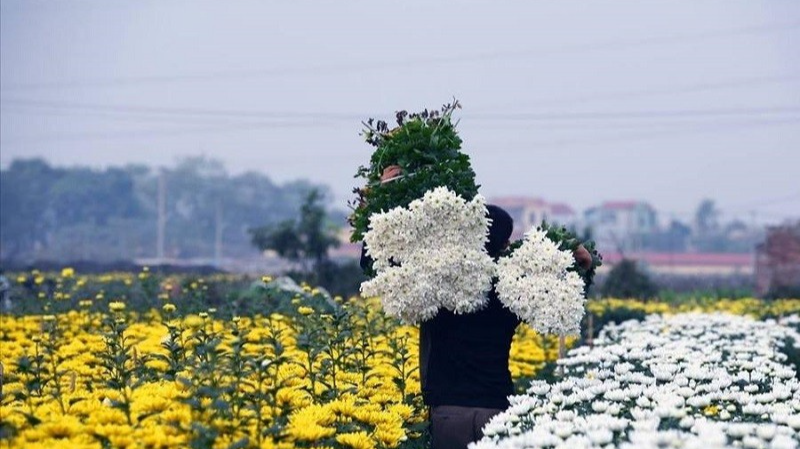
(721, 219, 759, 253)
(642, 219, 692, 252)
(250, 189, 340, 275)
(0, 159, 151, 261)
(0, 159, 58, 259)
(600, 259, 659, 300)
(694, 199, 720, 235)
(725, 219, 748, 235)
(250, 188, 365, 296)
(669, 219, 692, 239)
(0, 157, 345, 263)
(690, 199, 755, 253)
(162, 156, 336, 259)
(666, 220, 692, 251)
(48, 167, 142, 226)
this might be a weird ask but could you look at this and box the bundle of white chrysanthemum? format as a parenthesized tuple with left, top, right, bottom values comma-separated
(496, 228, 586, 336)
(360, 186, 496, 324)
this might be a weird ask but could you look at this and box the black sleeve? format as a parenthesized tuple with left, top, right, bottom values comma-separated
(362, 244, 406, 275)
(360, 243, 373, 273)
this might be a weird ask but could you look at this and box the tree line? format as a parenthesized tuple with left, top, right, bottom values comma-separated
(0, 157, 345, 264)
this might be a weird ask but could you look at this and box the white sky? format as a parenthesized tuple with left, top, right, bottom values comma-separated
(1, 0, 799, 224)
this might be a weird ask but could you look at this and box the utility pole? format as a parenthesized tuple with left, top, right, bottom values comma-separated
(667, 213, 672, 269)
(750, 209, 758, 276)
(157, 171, 166, 262)
(214, 199, 223, 267)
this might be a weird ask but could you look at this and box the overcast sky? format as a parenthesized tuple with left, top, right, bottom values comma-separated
(1, 0, 799, 224)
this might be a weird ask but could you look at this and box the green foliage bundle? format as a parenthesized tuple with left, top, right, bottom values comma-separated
(349, 100, 479, 242)
(542, 223, 603, 291)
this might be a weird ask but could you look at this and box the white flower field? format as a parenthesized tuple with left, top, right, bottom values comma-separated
(473, 314, 800, 449)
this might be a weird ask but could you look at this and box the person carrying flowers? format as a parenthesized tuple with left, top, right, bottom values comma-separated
(353, 102, 598, 449)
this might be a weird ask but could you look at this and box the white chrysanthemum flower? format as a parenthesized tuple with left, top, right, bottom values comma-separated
(787, 414, 800, 430)
(591, 401, 610, 413)
(770, 435, 799, 449)
(528, 381, 551, 396)
(496, 228, 585, 335)
(361, 187, 495, 323)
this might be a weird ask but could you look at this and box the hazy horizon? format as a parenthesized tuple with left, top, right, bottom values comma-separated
(2, 0, 799, 224)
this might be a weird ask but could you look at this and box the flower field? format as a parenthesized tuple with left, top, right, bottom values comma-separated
(0, 270, 799, 449)
(0, 270, 562, 449)
(474, 313, 800, 449)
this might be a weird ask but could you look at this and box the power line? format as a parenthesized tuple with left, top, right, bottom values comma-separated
(3, 72, 797, 133)
(2, 21, 798, 91)
(0, 119, 331, 144)
(468, 107, 800, 121)
(0, 99, 367, 121)
(1, 112, 795, 145)
(478, 74, 800, 110)
(0, 106, 242, 126)
(480, 117, 799, 151)
(6, 104, 798, 136)
(3, 98, 798, 123)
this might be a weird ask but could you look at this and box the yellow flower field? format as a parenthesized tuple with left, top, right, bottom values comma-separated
(588, 297, 800, 318)
(0, 296, 560, 449)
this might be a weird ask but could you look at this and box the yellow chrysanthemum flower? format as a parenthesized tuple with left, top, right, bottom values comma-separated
(109, 301, 126, 312)
(336, 431, 376, 449)
(298, 306, 314, 316)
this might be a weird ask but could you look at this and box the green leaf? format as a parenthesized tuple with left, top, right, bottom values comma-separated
(227, 438, 250, 449)
(408, 421, 429, 432)
(21, 412, 41, 426)
(68, 397, 87, 406)
(136, 411, 159, 423)
(211, 398, 230, 411)
(92, 432, 113, 449)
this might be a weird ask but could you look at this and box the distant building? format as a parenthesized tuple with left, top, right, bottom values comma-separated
(550, 202, 578, 228)
(755, 222, 800, 296)
(489, 196, 578, 239)
(584, 201, 658, 253)
(600, 252, 753, 276)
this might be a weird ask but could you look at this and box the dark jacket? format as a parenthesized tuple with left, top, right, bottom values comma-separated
(361, 246, 520, 409)
(420, 288, 520, 409)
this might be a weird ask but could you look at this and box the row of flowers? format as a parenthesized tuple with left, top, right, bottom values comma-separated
(472, 313, 800, 449)
(7, 267, 800, 322)
(0, 284, 563, 449)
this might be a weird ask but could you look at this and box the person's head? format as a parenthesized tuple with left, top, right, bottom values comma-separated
(485, 205, 514, 258)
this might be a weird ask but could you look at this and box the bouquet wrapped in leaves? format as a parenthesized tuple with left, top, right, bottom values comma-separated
(349, 100, 479, 244)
